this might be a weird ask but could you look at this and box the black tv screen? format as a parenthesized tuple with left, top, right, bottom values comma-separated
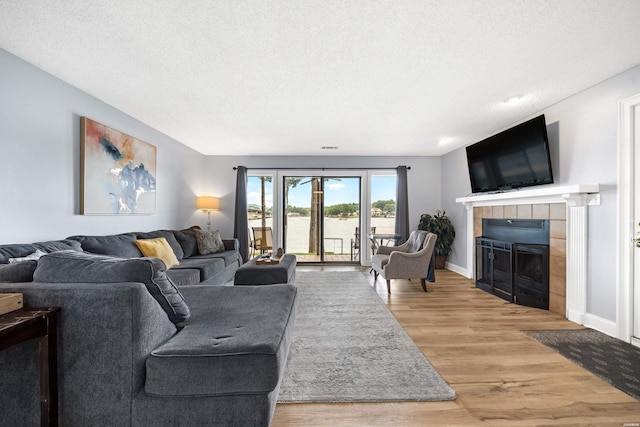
(466, 115, 553, 193)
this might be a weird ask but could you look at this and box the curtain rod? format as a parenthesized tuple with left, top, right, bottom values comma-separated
(232, 166, 410, 170)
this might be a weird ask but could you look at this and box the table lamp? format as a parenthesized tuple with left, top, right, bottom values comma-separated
(196, 196, 219, 231)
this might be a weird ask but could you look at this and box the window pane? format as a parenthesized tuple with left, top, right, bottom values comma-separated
(248, 175, 273, 256)
(371, 175, 396, 234)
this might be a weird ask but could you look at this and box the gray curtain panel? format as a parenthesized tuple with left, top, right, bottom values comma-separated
(233, 166, 250, 262)
(394, 165, 410, 243)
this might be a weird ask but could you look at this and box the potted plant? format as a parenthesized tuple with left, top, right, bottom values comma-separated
(418, 210, 455, 269)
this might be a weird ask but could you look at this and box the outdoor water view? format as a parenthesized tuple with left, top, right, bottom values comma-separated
(247, 175, 396, 262)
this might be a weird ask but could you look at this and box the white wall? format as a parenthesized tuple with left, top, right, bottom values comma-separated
(441, 64, 640, 323)
(0, 48, 442, 245)
(0, 49, 206, 244)
(202, 156, 441, 239)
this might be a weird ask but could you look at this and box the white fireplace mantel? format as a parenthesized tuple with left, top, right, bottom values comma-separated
(456, 184, 600, 325)
(455, 184, 601, 207)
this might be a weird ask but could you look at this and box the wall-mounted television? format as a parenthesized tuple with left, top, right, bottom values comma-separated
(466, 114, 553, 193)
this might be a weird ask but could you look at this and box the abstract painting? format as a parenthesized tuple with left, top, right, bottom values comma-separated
(81, 117, 157, 214)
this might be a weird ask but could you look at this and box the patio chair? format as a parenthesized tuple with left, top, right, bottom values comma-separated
(252, 226, 273, 254)
(350, 226, 376, 260)
(371, 230, 437, 294)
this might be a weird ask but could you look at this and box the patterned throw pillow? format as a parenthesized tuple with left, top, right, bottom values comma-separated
(8, 249, 47, 263)
(194, 229, 225, 255)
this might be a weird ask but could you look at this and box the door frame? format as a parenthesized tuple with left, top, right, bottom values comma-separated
(617, 92, 640, 345)
(276, 170, 369, 264)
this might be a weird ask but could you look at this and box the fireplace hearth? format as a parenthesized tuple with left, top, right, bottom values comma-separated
(476, 219, 550, 310)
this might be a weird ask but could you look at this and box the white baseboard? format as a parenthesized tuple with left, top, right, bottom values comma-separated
(444, 262, 471, 278)
(583, 313, 618, 338)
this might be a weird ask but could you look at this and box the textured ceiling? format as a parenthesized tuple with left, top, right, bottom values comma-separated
(1, 0, 640, 156)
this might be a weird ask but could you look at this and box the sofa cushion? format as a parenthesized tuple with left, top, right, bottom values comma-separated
(171, 257, 225, 282)
(135, 238, 180, 269)
(67, 233, 143, 258)
(189, 250, 239, 268)
(195, 229, 225, 255)
(173, 226, 201, 258)
(0, 260, 38, 282)
(145, 284, 297, 396)
(166, 268, 200, 287)
(135, 230, 184, 260)
(0, 239, 81, 264)
(33, 250, 190, 324)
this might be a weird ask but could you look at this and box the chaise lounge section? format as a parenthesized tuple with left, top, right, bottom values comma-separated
(0, 227, 297, 426)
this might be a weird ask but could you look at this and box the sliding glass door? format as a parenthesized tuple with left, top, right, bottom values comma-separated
(283, 175, 361, 263)
(247, 174, 274, 258)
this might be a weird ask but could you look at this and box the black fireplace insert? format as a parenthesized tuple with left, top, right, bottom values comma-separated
(476, 219, 550, 310)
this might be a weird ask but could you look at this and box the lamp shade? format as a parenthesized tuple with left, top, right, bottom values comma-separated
(196, 196, 219, 210)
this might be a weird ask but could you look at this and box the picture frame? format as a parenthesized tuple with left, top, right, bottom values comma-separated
(80, 117, 157, 215)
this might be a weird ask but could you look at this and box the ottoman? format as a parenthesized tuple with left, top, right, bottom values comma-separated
(234, 254, 297, 285)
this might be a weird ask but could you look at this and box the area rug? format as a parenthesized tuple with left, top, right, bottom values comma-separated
(526, 328, 640, 400)
(277, 271, 456, 403)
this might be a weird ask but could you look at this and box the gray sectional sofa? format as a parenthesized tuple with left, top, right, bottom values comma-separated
(67, 226, 242, 287)
(0, 227, 297, 426)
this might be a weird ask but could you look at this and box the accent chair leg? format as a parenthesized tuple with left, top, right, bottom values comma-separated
(373, 270, 378, 281)
(420, 278, 427, 292)
(386, 279, 391, 294)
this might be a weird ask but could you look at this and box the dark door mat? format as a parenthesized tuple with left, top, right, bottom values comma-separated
(525, 328, 640, 400)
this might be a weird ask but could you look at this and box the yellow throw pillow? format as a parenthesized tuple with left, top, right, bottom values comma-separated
(135, 237, 180, 269)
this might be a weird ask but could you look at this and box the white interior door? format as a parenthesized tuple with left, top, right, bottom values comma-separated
(619, 92, 640, 346)
(633, 103, 640, 344)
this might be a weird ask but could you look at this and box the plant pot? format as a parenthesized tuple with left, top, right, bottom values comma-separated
(435, 255, 447, 269)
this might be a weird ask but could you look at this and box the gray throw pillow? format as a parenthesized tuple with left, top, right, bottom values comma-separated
(173, 226, 201, 258)
(33, 250, 190, 324)
(195, 229, 225, 255)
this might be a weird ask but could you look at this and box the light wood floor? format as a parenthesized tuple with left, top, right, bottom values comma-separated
(271, 267, 640, 426)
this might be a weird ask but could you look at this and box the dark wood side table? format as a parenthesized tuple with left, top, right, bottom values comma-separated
(0, 307, 61, 427)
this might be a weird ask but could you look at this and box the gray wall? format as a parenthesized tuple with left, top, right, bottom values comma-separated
(441, 64, 640, 322)
(203, 156, 441, 239)
(0, 49, 206, 244)
(440, 148, 470, 269)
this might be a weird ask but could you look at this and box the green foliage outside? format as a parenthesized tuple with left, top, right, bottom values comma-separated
(287, 205, 310, 216)
(372, 199, 396, 216)
(325, 203, 359, 217)
(284, 200, 393, 218)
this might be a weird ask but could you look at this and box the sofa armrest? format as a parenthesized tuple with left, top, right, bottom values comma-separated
(376, 242, 409, 255)
(0, 281, 176, 426)
(223, 238, 239, 252)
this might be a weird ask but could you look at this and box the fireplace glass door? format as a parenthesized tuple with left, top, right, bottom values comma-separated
(513, 244, 549, 309)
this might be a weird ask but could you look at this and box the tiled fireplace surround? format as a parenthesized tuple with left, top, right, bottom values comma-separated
(457, 184, 601, 324)
(473, 203, 566, 314)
